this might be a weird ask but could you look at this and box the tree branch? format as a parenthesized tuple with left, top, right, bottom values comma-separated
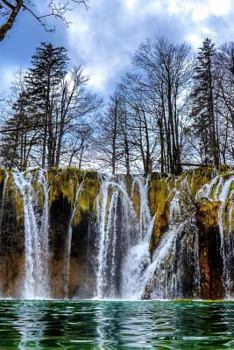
(0, 0, 88, 41)
(0, 0, 23, 41)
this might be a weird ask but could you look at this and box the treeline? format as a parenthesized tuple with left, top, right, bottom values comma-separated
(1, 43, 101, 170)
(1, 37, 234, 175)
(98, 37, 234, 175)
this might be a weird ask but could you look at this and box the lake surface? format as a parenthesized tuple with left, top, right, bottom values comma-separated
(0, 300, 233, 349)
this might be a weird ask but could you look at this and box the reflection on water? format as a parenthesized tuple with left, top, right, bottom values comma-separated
(0, 300, 233, 349)
(14, 302, 46, 349)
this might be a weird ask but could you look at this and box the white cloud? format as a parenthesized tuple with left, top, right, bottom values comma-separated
(168, 0, 231, 19)
(64, 0, 234, 93)
(208, 0, 231, 16)
(122, 0, 138, 12)
(0, 66, 18, 96)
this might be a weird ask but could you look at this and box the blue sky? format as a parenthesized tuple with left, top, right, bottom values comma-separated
(1, 0, 234, 97)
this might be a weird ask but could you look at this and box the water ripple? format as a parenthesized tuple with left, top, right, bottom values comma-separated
(0, 300, 233, 349)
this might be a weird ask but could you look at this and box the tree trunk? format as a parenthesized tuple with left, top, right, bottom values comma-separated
(0, 0, 23, 41)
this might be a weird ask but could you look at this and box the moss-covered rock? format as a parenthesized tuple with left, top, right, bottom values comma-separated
(196, 199, 220, 230)
(149, 178, 169, 252)
(0, 166, 233, 299)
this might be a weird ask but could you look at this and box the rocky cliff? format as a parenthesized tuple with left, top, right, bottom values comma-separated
(0, 167, 233, 300)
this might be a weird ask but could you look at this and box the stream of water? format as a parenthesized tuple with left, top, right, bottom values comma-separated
(13, 170, 50, 299)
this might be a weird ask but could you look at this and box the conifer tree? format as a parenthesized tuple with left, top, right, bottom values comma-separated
(0, 90, 35, 170)
(25, 43, 68, 167)
(191, 38, 220, 167)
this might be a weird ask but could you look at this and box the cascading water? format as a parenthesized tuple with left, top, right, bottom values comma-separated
(13, 170, 50, 299)
(0, 167, 233, 300)
(217, 176, 234, 297)
(96, 176, 137, 298)
(95, 175, 155, 299)
(64, 181, 83, 298)
(0, 170, 9, 228)
(197, 173, 234, 297)
(120, 176, 155, 299)
(121, 214, 155, 299)
(132, 177, 152, 239)
(139, 180, 201, 300)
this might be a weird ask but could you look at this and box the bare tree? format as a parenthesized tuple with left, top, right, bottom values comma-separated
(133, 37, 193, 174)
(0, 0, 88, 41)
(95, 94, 123, 175)
(119, 73, 158, 175)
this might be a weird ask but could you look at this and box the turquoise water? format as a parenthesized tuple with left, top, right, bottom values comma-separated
(0, 300, 234, 349)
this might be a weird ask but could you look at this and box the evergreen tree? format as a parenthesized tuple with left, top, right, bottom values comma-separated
(191, 38, 220, 167)
(25, 42, 68, 167)
(0, 90, 36, 170)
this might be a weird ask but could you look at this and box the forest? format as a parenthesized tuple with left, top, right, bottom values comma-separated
(0, 37, 233, 175)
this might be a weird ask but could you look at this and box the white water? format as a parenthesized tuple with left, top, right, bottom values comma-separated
(197, 173, 234, 297)
(96, 176, 111, 298)
(95, 176, 152, 299)
(96, 176, 136, 298)
(95, 176, 202, 300)
(2, 169, 234, 300)
(217, 176, 234, 297)
(0, 170, 9, 228)
(94, 175, 197, 300)
(121, 214, 155, 299)
(132, 177, 151, 239)
(64, 181, 83, 297)
(13, 170, 50, 299)
(141, 186, 201, 299)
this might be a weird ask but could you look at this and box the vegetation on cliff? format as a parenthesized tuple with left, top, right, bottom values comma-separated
(0, 166, 233, 240)
(0, 166, 233, 299)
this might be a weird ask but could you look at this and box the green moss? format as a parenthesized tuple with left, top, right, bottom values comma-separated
(47, 168, 100, 227)
(196, 199, 220, 230)
(5, 171, 13, 203)
(48, 168, 81, 204)
(11, 186, 24, 224)
(0, 169, 6, 185)
(149, 178, 170, 252)
(231, 202, 234, 233)
(166, 176, 175, 191)
(209, 177, 221, 199)
(218, 164, 232, 175)
(76, 177, 100, 214)
(2, 166, 234, 244)
(189, 168, 212, 197)
(132, 183, 141, 219)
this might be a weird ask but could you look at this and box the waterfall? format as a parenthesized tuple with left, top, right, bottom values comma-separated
(95, 175, 153, 299)
(217, 176, 234, 297)
(64, 181, 83, 298)
(197, 174, 234, 297)
(132, 177, 151, 239)
(140, 186, 201, 300)
(13, 170, 50, 299)
(0, 170, 9, 229)
(96, 176, 111, 298)
(1, 168, 234, 300)
(94, 174, 202, 300)
(95, 176, 135, 298)
(121, 214, 155, 299)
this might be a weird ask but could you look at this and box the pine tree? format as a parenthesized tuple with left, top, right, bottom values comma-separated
(191, 38, 220, 167)
(0, 90, 34, 170)
(25, 42, 68, 167)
